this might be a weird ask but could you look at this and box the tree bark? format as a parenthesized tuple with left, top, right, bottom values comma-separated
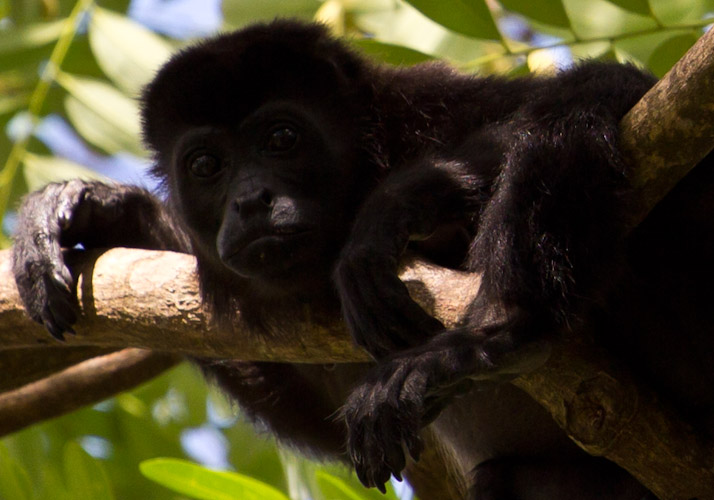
(1, 22, 714, 500)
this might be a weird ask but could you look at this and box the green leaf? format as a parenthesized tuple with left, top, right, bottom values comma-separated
(354, 39, 433, 66)
(89, 7, 173, 96)
(507, 63, 531, 77)
(0, 93, 30, 116)
(0, 20, 64, 55)
(500, 0, 570, 27)
(22, 153, 106, 191)
(647, 32, 699, 77)
(403, 0, 501, 40)
(594, 48, 620, 62)
(63, 442, 115, 500)
(0, 444, 33, 500)
(314, 470, 399, 500)
(602, 0, 651, 16)
(140, 458, 290, 500)
(222, 0, 318, 27)
(315, 471, 370, 500)
(57, 72, 144, 156)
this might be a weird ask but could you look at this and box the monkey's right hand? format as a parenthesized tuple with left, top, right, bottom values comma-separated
(12, 180, 119, 339)
(11, 180, 173, 340)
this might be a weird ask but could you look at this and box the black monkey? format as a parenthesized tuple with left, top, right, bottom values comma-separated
(12, 20, 714, 499)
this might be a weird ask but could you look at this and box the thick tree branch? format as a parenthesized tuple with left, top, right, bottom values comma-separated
(1, 25, 713, 500)
(0, 248, 479, 361)
(620, 24, 714, 228)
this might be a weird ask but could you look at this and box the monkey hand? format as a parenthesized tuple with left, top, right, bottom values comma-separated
(12, 180, 108, 339)
(344, 327, 552, 491)
(343, 339, 476, 492)
(12, 180, 173, 340)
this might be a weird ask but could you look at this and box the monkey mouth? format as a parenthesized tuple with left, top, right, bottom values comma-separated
(244, 229, 314, 254)
(271, 224, 314, 237)
(251, 224, 315, 247)
(220, 226, 318, 280)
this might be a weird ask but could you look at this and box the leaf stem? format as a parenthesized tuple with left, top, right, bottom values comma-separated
(462, 17, 712, 70)
(0, 0, 95, 246)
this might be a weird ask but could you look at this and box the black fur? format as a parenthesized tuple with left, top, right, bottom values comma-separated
(12, 20, 714, 499)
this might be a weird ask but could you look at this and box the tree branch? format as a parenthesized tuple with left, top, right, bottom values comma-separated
(0, 346, 116, 392)
(620, 24, 714, 228)
(1, 24, 713, 500)
(0, 348, 179, 436)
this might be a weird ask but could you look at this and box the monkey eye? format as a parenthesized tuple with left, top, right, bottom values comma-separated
(188, 153, 222, 178)
(264, 126, 299, 154)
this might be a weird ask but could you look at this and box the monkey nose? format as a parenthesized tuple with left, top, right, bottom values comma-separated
(234, 189, 274, 215)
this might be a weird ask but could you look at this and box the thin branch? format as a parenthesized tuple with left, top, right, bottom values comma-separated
(463, 18, 712, 71)
(0, 346, 117, 392)
(0, 348, 179, 436)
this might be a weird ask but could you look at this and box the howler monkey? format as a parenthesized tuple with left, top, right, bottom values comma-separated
(12, 20, 714, 500)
